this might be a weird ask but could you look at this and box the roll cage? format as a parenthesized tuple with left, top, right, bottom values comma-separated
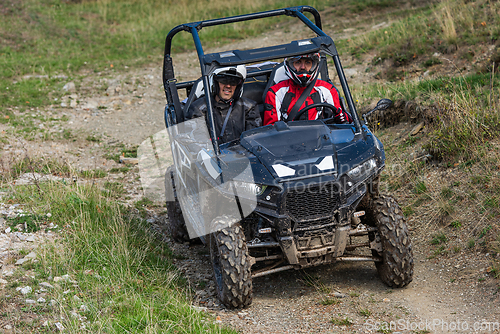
(162, 6, 362, 155)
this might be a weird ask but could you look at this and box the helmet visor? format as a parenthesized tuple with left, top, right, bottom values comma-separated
(215, 74, 242, 86)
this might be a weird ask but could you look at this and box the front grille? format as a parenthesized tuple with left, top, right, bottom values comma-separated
(294, 217, 335, 232)
(286, 183, 340, 221)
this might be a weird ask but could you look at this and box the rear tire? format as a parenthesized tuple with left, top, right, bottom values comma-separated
(165, 167, 189, 243)
(209, 215, 253, 309)
(368, 195, 413, 287)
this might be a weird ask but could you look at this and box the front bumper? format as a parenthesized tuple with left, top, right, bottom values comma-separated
(255, 177, 370, 268)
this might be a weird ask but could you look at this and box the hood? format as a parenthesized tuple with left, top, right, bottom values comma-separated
(240, 121, 337, 180)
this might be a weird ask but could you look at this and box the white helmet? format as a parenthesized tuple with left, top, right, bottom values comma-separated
(210, 65, 247, 102)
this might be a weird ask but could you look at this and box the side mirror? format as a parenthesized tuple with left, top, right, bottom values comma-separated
(362, 99, 393, 125)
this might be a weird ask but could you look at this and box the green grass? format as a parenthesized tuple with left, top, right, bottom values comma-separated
(0, 0, 376, 113)
(357, 71, 500, 160)
(340, 0, 500, 65)
(358, 308, 371, 317)
(429, 245, 447, 258)
(330, 316, 353, 326)
(430, 232, 447, 245)
(320, 298, 340, 306)
(6, 157, 71, 181)
(105, 145, 139, 163)
(413, 181, 427, 194)
(103, 181, 125, 198)
(79, 169, 107, 179)
(7, 214, 44, 233)
(109, 167, 131, 174)
(7, 181, 234, 333)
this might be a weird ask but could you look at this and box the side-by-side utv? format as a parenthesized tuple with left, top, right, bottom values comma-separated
(162, 6, 413, 309)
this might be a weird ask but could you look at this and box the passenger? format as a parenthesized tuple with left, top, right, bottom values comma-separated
(263, 53, 351, 125)
(186, 65, 261, 144)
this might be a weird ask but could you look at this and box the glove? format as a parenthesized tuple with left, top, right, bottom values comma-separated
(333, 109, 350, 124)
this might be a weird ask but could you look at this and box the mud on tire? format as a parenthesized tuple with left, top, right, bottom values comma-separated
(369, 195, 414, 287)
(165, 167, 189, 243)
(209, 215, 253, 309)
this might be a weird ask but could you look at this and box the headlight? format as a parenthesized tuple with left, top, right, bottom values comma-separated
(236, 182, 267, 196)
(223, 181, 267, 197)
(347, 159, 377, 181)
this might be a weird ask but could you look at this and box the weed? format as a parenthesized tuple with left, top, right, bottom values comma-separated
(105, 145, 139, 163)
(109, 167, 131, 174)
(62, 129, 74, 140)
(489, 262, 500, 278)
(134, 197, 155, 218)
(479, 225, 492, 239)
(7, 214, 43, 233)
(451, 220, 462, 228)
(414, 181, 427, 194)
(320, 298, 339, 306)
(413, 193, 431, 207)
(422, 57, 442, 68)
(330, 316, 353, 326)
(86, 135, 101, 142)
(103, 181, 125, 198)
(429, 245, 447, 259)
(79, 169, 107, 179)
(467, 239, 476, 249)
(300, 272, 331, 294)
(453, 246, 461, 253)
(438, 200, 455, 217)
(472, 175, 490, 186)
(403, 206, 414, 217)
(484, 197, 499, 209)
(349, 291, 360, 297)
(9, 158, 71, 179)
(358, 308, 371, 317)
(376, 324, 392, 333)
(440, 187, 453, 199)
(431, 233, 448, 245)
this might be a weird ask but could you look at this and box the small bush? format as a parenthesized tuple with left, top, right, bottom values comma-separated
(431, 233, 448, 245)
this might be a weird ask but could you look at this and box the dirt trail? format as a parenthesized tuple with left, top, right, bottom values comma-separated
(32, 6, 500, 333)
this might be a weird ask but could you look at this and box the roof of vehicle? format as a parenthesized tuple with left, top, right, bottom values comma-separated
(201, 36, 338, 68)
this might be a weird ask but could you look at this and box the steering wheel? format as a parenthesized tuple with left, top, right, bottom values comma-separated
(292, 102, 338, 121)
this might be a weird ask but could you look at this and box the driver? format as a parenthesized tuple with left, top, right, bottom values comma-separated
(186, 65, 261, 143)
(263, 53, 351, 125)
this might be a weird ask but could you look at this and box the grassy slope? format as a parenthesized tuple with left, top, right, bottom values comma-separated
(1, 0, 499, 332)
(0, 0, 352, 112)
(342, 0, 500, 275)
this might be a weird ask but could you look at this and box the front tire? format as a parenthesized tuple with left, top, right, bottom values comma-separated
(368, 195, 414, 287)
(209, 215, 253, 309)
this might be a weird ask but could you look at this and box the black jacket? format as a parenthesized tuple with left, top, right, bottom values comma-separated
(186, 95, 261, 144)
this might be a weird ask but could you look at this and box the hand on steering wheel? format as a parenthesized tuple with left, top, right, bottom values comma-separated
(292, 102, 338, 121)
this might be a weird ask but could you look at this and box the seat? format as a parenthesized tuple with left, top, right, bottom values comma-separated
(181, 78, 204, 119)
